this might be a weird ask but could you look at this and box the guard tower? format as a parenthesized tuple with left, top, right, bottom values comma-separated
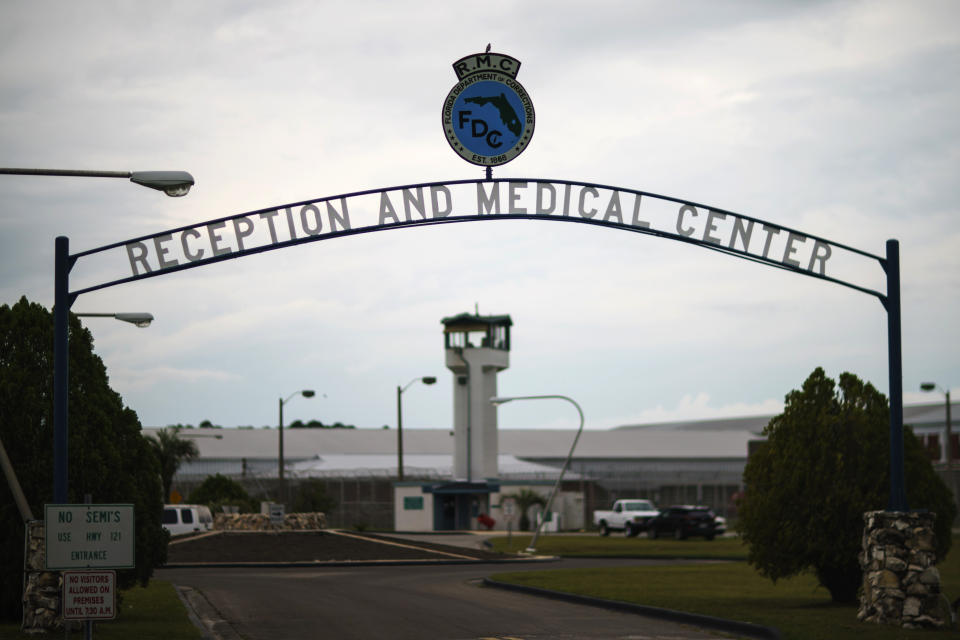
(393, 312, 513, 531)
(442, 312, 512, 482)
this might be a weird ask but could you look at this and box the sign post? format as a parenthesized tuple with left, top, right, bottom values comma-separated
(501, 497, 517, 545)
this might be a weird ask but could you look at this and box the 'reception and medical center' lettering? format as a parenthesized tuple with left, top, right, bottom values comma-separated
(123, 181, 833, 278)
(125, 198, 351, 274)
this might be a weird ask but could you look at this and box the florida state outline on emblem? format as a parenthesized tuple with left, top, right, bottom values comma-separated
(442, 50, 535, 167)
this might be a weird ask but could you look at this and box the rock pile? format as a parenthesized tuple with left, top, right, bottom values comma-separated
(214, 512, 327, 531)
(858, 510, 948, 629)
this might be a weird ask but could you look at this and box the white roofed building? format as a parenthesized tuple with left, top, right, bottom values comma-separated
(143, 401, 956, 531)
(142, 420, 760, 531)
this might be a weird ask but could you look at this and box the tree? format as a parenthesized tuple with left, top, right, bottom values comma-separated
(288, 419, 357, 429)
(738, 367, 955, 603)
(503, 488, 547, 531)
(290, 479, 337, 513)
(0, 297, 167, 621)
(188, 473, 257, 513)
(147, 427, 199, 502)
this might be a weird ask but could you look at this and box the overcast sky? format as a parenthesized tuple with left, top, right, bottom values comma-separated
(1, 1, 957, 432)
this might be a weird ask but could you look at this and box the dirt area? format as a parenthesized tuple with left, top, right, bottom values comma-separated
(165, 530, 507, 564)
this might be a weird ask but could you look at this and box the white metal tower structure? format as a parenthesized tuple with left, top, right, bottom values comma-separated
(442, 313, 512, 482)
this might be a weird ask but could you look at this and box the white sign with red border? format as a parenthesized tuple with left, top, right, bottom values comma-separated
(62, 570, 116, 620)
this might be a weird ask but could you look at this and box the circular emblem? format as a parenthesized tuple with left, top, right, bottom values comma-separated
(442, 65, 535, 167)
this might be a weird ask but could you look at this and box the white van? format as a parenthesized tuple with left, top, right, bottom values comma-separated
(162, 504, 213, 536)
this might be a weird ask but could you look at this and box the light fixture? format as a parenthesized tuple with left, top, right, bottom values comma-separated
(128, 171, 194, 197)
(0, 168, 194, 197)
(76, 312, 154, 328)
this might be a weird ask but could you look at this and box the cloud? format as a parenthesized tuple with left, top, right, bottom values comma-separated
(1, 0, 957, 432)
(618, 393, 785, 426)
(113, 365, 242, 390)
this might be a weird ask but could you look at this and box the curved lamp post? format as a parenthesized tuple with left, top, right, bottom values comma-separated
(76, 312, 154, 328)
(279, 390, 316, 497)
(0, 168, 195, 197)
(489, 394, 584, 553)
(921, 382, 953, 470)
(4, 167, 195, 504)
(396, 376, 436, 481)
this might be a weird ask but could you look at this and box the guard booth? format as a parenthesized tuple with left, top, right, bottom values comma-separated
(426, 481, 501, 530)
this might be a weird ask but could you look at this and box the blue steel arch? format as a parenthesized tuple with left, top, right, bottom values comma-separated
(68, 178, 885, 300)
(53, 177, 907, 511)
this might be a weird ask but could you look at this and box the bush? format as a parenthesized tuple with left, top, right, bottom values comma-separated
(738, 367, 956, 603)
(188, 474, 257, 513)
(290, 479, 337, 513)
(502, 488, 547, 531)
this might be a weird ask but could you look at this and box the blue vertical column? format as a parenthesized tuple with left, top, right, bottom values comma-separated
(54, 236, 70, 503)
(885, 238, 907, 511)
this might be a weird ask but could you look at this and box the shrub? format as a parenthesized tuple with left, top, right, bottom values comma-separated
(738, 367, 955, 603)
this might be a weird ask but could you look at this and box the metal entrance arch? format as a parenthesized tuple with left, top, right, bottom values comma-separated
(52, 177, 907, 510)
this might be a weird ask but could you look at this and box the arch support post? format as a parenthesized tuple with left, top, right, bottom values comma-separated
(53, 236, 71, 503)
(883, 238, 907, 511)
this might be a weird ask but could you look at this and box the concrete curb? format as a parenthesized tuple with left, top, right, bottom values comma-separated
(163, 555, 557, 569)
(482, 578, 781, 640)
(175, 585, 243, 640)
(564, 554, 748, 561)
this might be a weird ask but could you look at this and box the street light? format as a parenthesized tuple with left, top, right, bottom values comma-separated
(23, 167, 193, 504)
(0, 168, 195, 197)
(397, 376, 437, 481)
(76, 312, 154, 328)
(279, 390, 316, 497)
(490, 394, 585, 554)
(921, 382, 953, 470)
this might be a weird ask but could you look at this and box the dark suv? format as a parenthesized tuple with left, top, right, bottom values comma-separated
(646, 505, 717, 540)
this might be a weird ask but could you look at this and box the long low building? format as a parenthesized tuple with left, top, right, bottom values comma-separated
(144, 401, 957, 531)
(145, 420, 757, 530)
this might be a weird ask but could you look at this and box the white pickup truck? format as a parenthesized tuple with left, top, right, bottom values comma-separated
(593, 499, 660, 536)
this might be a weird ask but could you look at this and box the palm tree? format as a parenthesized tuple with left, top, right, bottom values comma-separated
(147, 427, 199, 502)
(503, 488, 546, 531)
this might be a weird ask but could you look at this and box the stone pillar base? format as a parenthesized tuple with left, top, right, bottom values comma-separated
(858, 510, 949, 629)
(22, 520, 63, 633)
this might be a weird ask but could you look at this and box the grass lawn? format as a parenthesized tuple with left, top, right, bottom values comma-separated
(1, 580, 202, 640)
(490, 534, 960, 640)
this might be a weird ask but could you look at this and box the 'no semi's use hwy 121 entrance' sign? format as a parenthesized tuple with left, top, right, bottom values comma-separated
(443, 50, 535, 167)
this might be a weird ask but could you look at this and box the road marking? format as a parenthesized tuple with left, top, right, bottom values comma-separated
(328, 530, 478, 560)
(168, 530, 221, 546)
